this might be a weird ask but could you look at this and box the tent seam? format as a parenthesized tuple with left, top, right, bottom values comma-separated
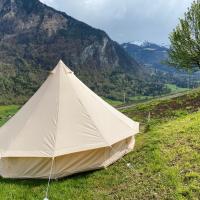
(74, 76, 138, 143)
(52, 67, 61, 158)
(64, 71, 111, 147)
(79, 78, 136, 130)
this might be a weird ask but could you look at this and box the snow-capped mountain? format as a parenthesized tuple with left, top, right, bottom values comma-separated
(128, 40, 148, 46)
(124, 41, 170, 48)
(121, 41, 173, 72)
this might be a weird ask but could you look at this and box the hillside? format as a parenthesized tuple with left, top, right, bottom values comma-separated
(0, 88, 200, 199)
(0, 0, 144, 104)
(123, 88, 200, 123)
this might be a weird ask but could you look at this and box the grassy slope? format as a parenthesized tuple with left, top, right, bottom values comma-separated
(0, 89, 200, 199)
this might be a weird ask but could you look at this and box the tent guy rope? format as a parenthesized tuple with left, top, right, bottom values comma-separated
(44, 157, 54, 200)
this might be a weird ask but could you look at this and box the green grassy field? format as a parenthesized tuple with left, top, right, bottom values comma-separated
(0, 105, 20, 126)
(103, 98, 124, 107)
(0, 89, 200, 199)
(104, 85, 191, 108)
(166, 84, 188, 94)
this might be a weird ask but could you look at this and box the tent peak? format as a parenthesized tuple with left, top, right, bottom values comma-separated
(51, 60, 73, 74)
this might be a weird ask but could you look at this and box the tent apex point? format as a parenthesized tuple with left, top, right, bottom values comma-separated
(52, 60, 73, 74)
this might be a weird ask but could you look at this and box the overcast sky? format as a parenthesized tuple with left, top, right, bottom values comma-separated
(40, 0, 193, 45)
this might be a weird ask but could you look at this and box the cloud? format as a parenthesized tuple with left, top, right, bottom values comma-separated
(40, 0, 193, 44)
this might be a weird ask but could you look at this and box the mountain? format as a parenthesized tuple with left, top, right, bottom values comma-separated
(121, 41, 174, 72)
(0, 0, 143, 104)
(121, 41, 200, 90)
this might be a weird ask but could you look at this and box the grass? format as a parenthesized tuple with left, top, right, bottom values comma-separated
(129, 95, 153, 101)
(103, 84, 198, 108)
(0, 105, 19, 126)
(103, 97, 124, 107)
(123, 87, 200, 123)
(0, 88, 200, 199)
(166, 84, 188, 94)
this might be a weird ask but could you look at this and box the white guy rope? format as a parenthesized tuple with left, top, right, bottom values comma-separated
(44, 157, 54, 200)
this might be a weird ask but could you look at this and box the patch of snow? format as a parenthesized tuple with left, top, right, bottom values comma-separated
(122, 44, 128, 48)
(160, 43, 170, 49)
(123, 40, 170, 49)
(144, 48, 156, 51)
(129, 40, 147, 46)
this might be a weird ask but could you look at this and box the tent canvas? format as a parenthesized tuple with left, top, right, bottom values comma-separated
(0, 60, 139, 179)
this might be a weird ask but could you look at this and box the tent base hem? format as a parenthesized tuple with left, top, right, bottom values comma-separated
(0, 136, 135, 179)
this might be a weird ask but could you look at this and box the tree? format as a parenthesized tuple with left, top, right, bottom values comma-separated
(169, 0, 200, 69)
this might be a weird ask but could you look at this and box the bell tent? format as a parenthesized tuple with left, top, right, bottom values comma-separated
(0, 60, 139, 179)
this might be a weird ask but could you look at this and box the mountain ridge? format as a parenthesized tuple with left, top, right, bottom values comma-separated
(0, 0, 144, 104)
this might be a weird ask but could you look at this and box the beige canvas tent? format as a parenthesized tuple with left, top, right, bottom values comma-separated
(0, 60, 139, 179)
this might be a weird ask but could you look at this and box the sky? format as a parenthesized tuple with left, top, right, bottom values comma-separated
(40, 0, 193, 45)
